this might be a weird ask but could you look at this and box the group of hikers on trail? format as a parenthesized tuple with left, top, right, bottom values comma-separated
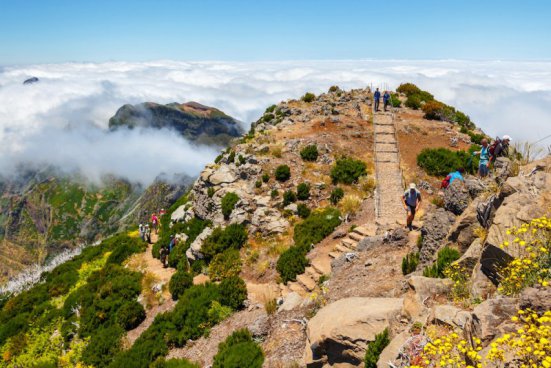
(138, 209, 176, 267)
(403, 135, 512, 231)
(373, 88, 392, 112)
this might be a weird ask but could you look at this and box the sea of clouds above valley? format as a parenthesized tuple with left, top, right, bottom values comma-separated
(0, 59, 550, 185)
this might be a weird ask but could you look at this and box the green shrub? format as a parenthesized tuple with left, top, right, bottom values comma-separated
(328, 85, 339, 93)
(296, 182, 311, 200)
(330, 158, 367, 184)
(405, 94, 422, 109)
(82, 325, 124, 368)
(221, 192, 240, 220)
(208, 249, 242, 281)
(265, 104, 276, 113)
(283, 190, 297, 206)
(390, 93, 401, 107)
(270, 189, 279, 199)
(219, 276, 247, 310)
(151, 358, 201, 368)
(169, 271, 193, 300)
(301, 92, 316, 103)
(207, 300, 233, 324)
(213, 329, 264, 368)
(202, 224, 248, 261)
(417, 147, 471, 177)
(263, 113, 274, 123)
(116, 300, 146, 330)
(330, 187, 345, 205)
(262, 173, 270, 183)
(276, 246, 309, 283)
(297, 204, 311, 219)
(423, 246, 460, 278)
(300, 145, 319, 161)
(275, 165, 291, 182)
(228, 151, 235, 163)
(396, 83, 421, 96)
(422, 100, 447, 120)
(255, 180, 262, 188)
(106, 234, 146, 265)
(238, 155, 246, 165)
(455, 110, 475, 129)
(401, 252, 420, 275)
(208, 187, 215, 198)
(364, 328, 390, 368)
(293, 207, 341, 251)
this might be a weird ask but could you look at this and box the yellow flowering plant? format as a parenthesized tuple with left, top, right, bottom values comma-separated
(498, 216, 551, 295)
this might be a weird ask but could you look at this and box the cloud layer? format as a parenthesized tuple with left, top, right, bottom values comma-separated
(1, 60, 550, 184)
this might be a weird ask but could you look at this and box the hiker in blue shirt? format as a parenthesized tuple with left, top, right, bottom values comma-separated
(402, 183, 422, 231)
(448, 168, 465, 185)
(473, 138, 490, 177)
(374, 88, 381, 112)
(383, 91, 391, 111)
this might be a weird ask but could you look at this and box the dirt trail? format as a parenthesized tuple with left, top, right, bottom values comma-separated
(124, 231, 176, 346)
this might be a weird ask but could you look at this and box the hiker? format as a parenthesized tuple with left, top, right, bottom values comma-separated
(168, 235, 177, 253)
(138, 223, 145, 241)
(402, 183, 422, 231)
(383, 91, 391, 111)
(473, 138, 490, 177)
(390, 322, 430, 367)
(374, 88, 381, 112)
(151, 213, 159, 234)
(144, 224, 151, 243)
(490, 135, 512, 162)
(159, 208, 166, 216)
(440, 168, 465, 189)
(159, 245, 169, 268)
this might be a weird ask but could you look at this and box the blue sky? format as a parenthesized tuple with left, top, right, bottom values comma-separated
(1, 0, 550, 64)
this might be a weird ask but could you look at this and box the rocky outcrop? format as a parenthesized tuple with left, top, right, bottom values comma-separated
(419, 207, 456, 266)
(443, 180, 470, 215)
(402, 276, 452, 320)
(304, 297, 403, 367)
(185, 226, 213, 261)
(519, 287, 551, 314)
(447, 199, 480, 252)
(471, 297, 518, 344)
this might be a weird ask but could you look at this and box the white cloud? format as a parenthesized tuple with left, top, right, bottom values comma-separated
(1, 59, 550, 184)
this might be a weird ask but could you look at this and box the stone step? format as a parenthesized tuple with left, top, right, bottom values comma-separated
(296, 274, 316, 292)
(341, 238, 358, 248)
(279, 283, 291, 297)
(349, 232, 363, 242)
(305, 266, 322, 281)
(328, 251, 341, 259)
(288, 282, 307, 295)
(335, 243, 351, 253)
(354, 225, 378, 237)
(311, 256, 332, 275)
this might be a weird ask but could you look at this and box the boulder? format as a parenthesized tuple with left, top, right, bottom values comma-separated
(447, 199, 480, 252)
(419, 208, 456, 266)
(170, 205, 194, 223)
(471, 297, 518, 344)
(248, 314, 270, 339)
(402, 276, 453, 320)
(464, 177, 487, 199)
(185, 226, 213, 261)
(469, 260, 497, 300)
(376, 331, 409, 368)
(429, 305, 472, 329)
(519, 287, 551, 314)
(357, 235, 385, 252)
(456, 238, 483, 273)
(304, 297, 403, 367)
(444, 180, 470, 215)
(494, 157, 512, 184)
(209, 165, 237, 185)
(279, 292, 304, 312)
(250, 207, 289, 235)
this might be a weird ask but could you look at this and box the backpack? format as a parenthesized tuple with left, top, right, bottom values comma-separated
(441, 175, 451, 189)
(489, 137, 501, 156)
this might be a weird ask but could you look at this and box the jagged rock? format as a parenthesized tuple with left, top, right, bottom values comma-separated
(456, 238, 483, 273)
(357, 235, 385, 252)
(464, 177, 487, 198)
(175, 233, 188, 243)
(471, 297, 518, 344)
(304, 297, 403, 367)
(419, 208, 456, 266)
(257, 144, 270, 154)
(519, 287, 551, 313)
(429, 305, 472, 329)
(494, 157, 512, 184)
(170, 204, 194, 223)
(402, 276, 453, 320)
(284, 203, 298, 213)
(447, 199, 480, 252)
(279, 292, 304, 312)
(209, 165, 237, 185)
(376, 331, 409, 368)
(476, 194, 500, 228)
(250, 207, 289, 235)
(254, 196, 271, 208)
(249, 314, 270, 339)
(470, 260, 497, 300)
(387, 228, 408, 246)
(186, 226, 213, 261)
(332, 229, 347, 239)
(443, 180, 470, 215)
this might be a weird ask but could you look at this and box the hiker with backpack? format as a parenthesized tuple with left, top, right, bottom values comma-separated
(441, 168, 465, 189)
(374, 88, 381, 112)
(159, 245, 169, 268)
(144, 224, 151, 243)
(402, 183, 422, 231)
(490, 135, 512, 162)
(138, 223, 145, 241)
(151, 213, 159, 234)
(473, 138, 491, 177)
(168, 235, 177, 253)
(383, 91, 391, 111)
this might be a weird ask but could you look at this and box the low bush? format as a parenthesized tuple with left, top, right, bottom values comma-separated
(202, 224, 248, 261)
(364, 328, 390, 368)
(228, 151, 235, 163)
(270, 189, 279, 199)
(169, 270, 194, 300)
(219, 276, 247, 310)
(401, 252, 419, 275)
(331, 158, 366, 184)
(276, 246, 309, 283)
(296, 183, 311, 200)
(390, 93, 401, 107)
(328, 85, 340, 93)
(208, 187, 215, 197)
(416, 147, 471, 177)
(396, 83, 421, 96)
(330, 187, 345, 205)
(301, 92, 316, 103)
(151, 358, 201, 368)
(208, 249, 242, 281)
(300, 145, 319, 161)
(293, 208, 341, 251)
(255, 180, 262, 188)
(212, 329, 264, 368)
(275, 165, 291, 182)
(116, 300, 146, 330)
(423, 246, 460, 278)
(82, 324, 124, 367)
(106, 234, 147, 265)
(339, 194, 362, 215)
(297, 203, 311, 219)
(282, 190, 297, 206)
(265, 104, 276, 113)
(207, 300, 233, 324)
(405, 94, 422, 110)
(262, 173, 270, 183)
(221, 192, 240, 220)
(422, 100, 447, 120)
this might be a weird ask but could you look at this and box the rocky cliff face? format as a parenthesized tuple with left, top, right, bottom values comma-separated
(109, 101, 244, 147)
